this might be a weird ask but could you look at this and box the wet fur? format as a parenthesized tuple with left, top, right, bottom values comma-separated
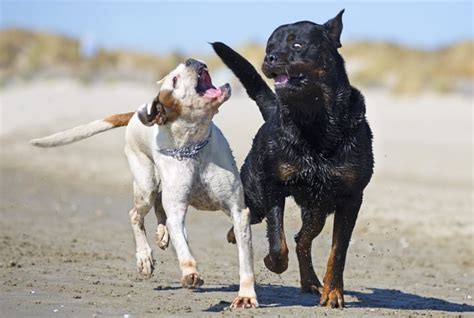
(213, 10, 373, 308)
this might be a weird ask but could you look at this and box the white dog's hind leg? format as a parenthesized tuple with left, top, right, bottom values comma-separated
(130, 183, 156, 278)
(154, 192, 169, 250)
(229, 207, 258, 308)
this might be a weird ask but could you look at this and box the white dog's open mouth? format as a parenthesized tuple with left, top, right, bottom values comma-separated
(196, 67, 224, 98)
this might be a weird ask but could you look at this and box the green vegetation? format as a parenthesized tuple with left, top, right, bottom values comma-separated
(0, 28, 472, 94)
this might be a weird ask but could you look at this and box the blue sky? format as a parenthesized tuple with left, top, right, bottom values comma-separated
(0, 1, 472, 55)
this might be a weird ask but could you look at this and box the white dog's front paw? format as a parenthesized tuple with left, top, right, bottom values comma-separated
(230, 295, 259, 309)
(155, 224, 169, 250)
(181, 273, 204, 289)
(136, 249, 155, 278)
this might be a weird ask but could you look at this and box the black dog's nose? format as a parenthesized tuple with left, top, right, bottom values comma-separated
(185, 58, 207, 69)
(265, 54, 277, 64)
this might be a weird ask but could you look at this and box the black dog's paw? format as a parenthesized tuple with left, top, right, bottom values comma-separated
(320, 286, 345, 308)
(264, 252, 289, 274)
(301, 284, 323, 295)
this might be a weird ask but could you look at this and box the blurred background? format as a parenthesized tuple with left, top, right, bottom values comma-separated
(0, 2, 473, 316)
(1, 0, 471, 189)
(0, 1, 473, 94)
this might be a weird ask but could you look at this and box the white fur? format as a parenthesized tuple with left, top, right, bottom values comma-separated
(125, 112, 257, 304)
(30, 120, 114, 147)
(29, 62, 258, 307)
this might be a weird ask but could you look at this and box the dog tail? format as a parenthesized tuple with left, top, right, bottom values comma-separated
(211, 42, 278, 121)
(29, 112, 135, 148)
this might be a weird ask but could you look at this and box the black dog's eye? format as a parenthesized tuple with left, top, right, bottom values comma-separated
(293, 43, 303, 50)
(172, 76, 178, 88)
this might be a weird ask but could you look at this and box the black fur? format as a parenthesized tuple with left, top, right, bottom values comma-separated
(213, 10, 373, 308)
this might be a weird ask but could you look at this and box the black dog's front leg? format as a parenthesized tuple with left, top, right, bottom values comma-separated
(295, 207, 327, 294)
(264, 196, 288, 274)
(321, 194, 362, 308)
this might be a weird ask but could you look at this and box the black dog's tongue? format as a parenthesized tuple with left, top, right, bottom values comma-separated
(274, 74, 289, 85)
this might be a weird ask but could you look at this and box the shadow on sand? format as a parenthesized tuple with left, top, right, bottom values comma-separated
(346, 288, 474, 312)
(199, 284, 474, 313)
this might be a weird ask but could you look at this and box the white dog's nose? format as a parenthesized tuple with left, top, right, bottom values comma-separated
(185, 58, 207, 70)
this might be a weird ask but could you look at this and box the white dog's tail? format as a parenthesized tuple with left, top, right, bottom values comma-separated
(29, 112, 135, 148)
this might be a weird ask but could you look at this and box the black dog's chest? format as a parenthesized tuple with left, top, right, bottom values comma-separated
(273, 151, 337, 200)
(271, 139, 367, 212)
(271, 135, 322, 182)
(279, 169, 336, 211)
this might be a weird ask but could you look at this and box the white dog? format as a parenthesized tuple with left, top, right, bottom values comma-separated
(30, 59, 258, 308)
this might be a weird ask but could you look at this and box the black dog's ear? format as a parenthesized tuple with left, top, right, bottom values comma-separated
(137, 95, 167, 126)
(323, 9, 344, 48)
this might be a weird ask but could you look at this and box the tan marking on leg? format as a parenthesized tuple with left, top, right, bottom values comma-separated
(239, 274, 255, 291)
(180, 260, 203, 288)
(180, 260, 197, 273)
(180, 260, 196, 269)
(264, 226, 289, 274)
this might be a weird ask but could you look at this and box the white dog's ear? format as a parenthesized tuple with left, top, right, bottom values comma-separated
(137, 95, 167, 126)
(156, 77, 165, 87)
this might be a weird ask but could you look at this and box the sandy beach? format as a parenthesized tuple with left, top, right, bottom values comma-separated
(0, 80, 472, 317)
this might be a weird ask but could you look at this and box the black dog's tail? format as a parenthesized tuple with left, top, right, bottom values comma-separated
(212, 42, 277, 121)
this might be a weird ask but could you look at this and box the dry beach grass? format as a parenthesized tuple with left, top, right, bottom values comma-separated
(1, 29, 473, 95)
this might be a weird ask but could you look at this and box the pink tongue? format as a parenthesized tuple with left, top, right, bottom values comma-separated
(203, 88, 222, 98)
(275, 74, 289, 84)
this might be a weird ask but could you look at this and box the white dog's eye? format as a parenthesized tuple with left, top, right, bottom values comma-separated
(172, 76, 178, 88)
(293, 43, 302, 50)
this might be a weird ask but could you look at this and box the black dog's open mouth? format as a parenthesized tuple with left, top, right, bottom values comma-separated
(272, 73, 306, 88)
(196, 67, 224, 98)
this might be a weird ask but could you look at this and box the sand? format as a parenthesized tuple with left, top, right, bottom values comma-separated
(0, 80, 473, 317)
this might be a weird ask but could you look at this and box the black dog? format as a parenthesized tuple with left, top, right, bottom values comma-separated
(212, 10, 373, 308)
